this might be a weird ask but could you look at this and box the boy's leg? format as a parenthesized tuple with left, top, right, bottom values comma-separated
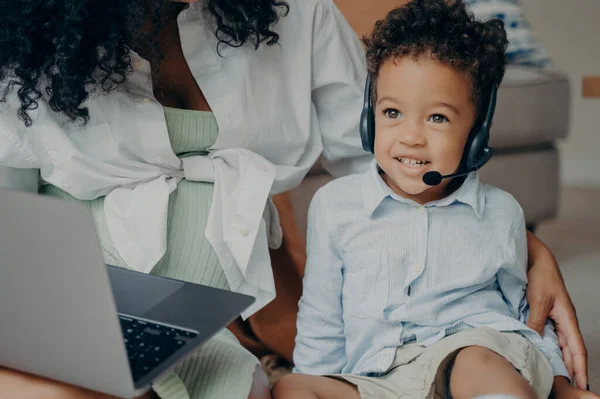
(449, 346, 537, 399)
(272, 374, 361, 399)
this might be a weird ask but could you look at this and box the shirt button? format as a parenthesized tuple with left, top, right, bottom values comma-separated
(142, 98, 153, 104)
(255, 162, 269, 172)
(239, 226, 249, 237)
(132, 59, 143, 68)
(418, 206, 426, 214)
(154, 156, 166, 164)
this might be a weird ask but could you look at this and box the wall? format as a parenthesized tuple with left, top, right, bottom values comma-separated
(519, 1, 600, 186)
(333, 0, 410, 37)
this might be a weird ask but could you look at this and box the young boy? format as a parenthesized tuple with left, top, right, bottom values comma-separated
(273, 1, 594, 398)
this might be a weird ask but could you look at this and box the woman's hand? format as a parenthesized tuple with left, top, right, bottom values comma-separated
(525, 231, 588, 390)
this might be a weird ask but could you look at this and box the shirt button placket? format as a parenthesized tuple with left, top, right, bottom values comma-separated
(418, 205, 428, 280)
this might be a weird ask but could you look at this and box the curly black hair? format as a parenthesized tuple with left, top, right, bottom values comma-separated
(0, 0, 289, 126)
(363, 0, 508, 117)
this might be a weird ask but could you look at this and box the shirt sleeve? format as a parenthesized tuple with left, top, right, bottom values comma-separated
(293, 188, 347, 374)
(537, 317, 571, 379)
(0, 104, 41, 192)
(496, 201, 569, 379)
(310, 0, 372, 178)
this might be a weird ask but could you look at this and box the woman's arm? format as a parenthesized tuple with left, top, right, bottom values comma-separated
(310, 0, 372, 178)
(525, 230, 588, 389)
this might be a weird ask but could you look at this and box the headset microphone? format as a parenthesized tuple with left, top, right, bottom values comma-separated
(422, 148, 494, 186)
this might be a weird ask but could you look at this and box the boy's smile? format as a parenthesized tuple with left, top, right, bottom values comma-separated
(373, 55, 477, 204)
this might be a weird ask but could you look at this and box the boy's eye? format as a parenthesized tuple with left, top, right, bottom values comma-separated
(429, 114, 448, 123)
(384, 108, 401, 119)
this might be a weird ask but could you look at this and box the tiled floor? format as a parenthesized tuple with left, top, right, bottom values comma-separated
(536, 186, 600, 390)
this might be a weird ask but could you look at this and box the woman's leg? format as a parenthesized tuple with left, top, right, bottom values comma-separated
(0, 332, 264, 399)
(153, 329, 265, 399)
(449, 346, 537, 399)
(272, 374, 360, 399)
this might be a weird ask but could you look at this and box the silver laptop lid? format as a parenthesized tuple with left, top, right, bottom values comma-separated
(0, 189, 135, 398)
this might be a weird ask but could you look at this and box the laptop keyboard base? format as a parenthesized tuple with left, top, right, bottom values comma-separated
(119, 315, 197, 382)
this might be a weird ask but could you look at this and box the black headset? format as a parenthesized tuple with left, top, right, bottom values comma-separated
(359, 74, 498, 185)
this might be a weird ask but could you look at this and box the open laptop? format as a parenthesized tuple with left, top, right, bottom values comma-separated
(0, 189, 255, 398)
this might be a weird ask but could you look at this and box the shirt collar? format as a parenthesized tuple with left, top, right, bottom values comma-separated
(430, 172, 485, 218)
(361, 159, 485, 218)
(361, 159, 391, 217)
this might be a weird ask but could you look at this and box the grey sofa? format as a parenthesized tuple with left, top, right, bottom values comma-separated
(289, 66, 571, 235)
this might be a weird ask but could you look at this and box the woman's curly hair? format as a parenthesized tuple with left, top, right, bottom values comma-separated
(363, 0, 508, 117)
(0, 0, 289, 126)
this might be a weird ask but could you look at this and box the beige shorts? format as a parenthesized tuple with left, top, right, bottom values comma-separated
(330, 328, 553, 399)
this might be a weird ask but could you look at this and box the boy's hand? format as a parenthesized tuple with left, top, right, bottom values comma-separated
(552, 377, 599, 399)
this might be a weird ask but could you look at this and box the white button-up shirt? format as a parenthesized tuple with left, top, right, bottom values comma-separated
(0, 0, 372, 318)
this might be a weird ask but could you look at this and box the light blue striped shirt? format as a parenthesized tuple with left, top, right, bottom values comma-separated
(294, 160, 568, 378)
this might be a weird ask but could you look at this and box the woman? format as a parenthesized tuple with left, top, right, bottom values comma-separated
(0, 0, 588, 398)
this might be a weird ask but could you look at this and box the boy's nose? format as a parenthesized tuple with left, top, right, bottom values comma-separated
(398, 125, 426, 147)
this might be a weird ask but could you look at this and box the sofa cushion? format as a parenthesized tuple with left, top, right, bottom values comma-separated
(491, 66, 570, 150)
(464, 0, 552, 68)
(478, 146, 559, 224)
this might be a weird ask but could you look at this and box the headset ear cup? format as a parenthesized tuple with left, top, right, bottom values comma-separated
(467, 132, 487, 168)
(360, 104, 372, 152)
(367, 103, 375, 153)
(359, 75, 376, 153)
(463, 83, 498, 171)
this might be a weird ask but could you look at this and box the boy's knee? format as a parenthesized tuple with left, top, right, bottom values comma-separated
(454, 346, 502, 369)
(272, 374, 306, 397)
